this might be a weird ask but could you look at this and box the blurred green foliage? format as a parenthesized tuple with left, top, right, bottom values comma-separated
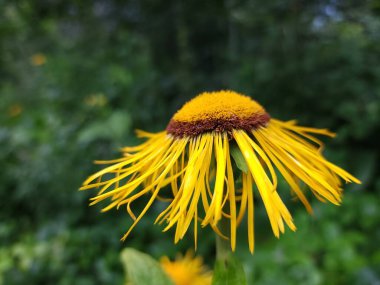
(120, 248, 174, 285)
(0, 0, 379, 284)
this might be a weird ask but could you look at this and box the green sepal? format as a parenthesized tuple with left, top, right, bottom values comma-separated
(230, 143, 248, 173)
(120, 248, 174, 285)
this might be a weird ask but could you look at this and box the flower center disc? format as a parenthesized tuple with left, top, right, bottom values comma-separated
(166, 90, 270, 137)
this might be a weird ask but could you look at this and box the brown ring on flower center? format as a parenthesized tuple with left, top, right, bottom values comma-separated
(166, 113, 270, 138)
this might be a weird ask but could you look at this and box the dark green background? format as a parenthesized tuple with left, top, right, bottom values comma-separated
(1, 1, 379, 284)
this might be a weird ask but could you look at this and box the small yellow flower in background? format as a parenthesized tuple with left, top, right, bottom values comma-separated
(81, 90, 360, 253)
(84, 93, 108, 107)
(30, 53, 47, 66)
(160, 251, 212, 285)
(8, 104, 23, 117)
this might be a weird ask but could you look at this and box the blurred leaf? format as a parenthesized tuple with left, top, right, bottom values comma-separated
(120, 248, 174, 285)
(78, 111, 131, 143)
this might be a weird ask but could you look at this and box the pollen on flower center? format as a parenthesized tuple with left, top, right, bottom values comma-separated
(166, 90, 270, 137)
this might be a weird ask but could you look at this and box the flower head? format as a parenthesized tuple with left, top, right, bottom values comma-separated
(160, 251, 212, 285)
(81, 90, 360, 252)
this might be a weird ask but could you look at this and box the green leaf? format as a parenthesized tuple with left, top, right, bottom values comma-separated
(78, 111, 131, 143)
(212, 254, 247, 285)
(120, 248, 174, 285)
(230, 144, 248, 173)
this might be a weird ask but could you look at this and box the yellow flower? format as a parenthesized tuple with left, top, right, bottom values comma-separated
(160, 252, 212, 285)
(30, 53, 47, 66)
(81, 90, 360, 253)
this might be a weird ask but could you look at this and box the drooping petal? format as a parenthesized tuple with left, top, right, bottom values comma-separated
(233, 130, 296, 238)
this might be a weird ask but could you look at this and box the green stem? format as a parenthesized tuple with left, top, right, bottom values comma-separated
(212, 217, 247, 285)
(215, 218, 231, 261)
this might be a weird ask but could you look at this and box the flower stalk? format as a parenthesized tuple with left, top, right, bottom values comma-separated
(215, 219, 232, 262)
(212, 218, 247, 285)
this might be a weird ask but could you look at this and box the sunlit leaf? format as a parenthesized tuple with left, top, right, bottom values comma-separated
(120, 248, 174, 285)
